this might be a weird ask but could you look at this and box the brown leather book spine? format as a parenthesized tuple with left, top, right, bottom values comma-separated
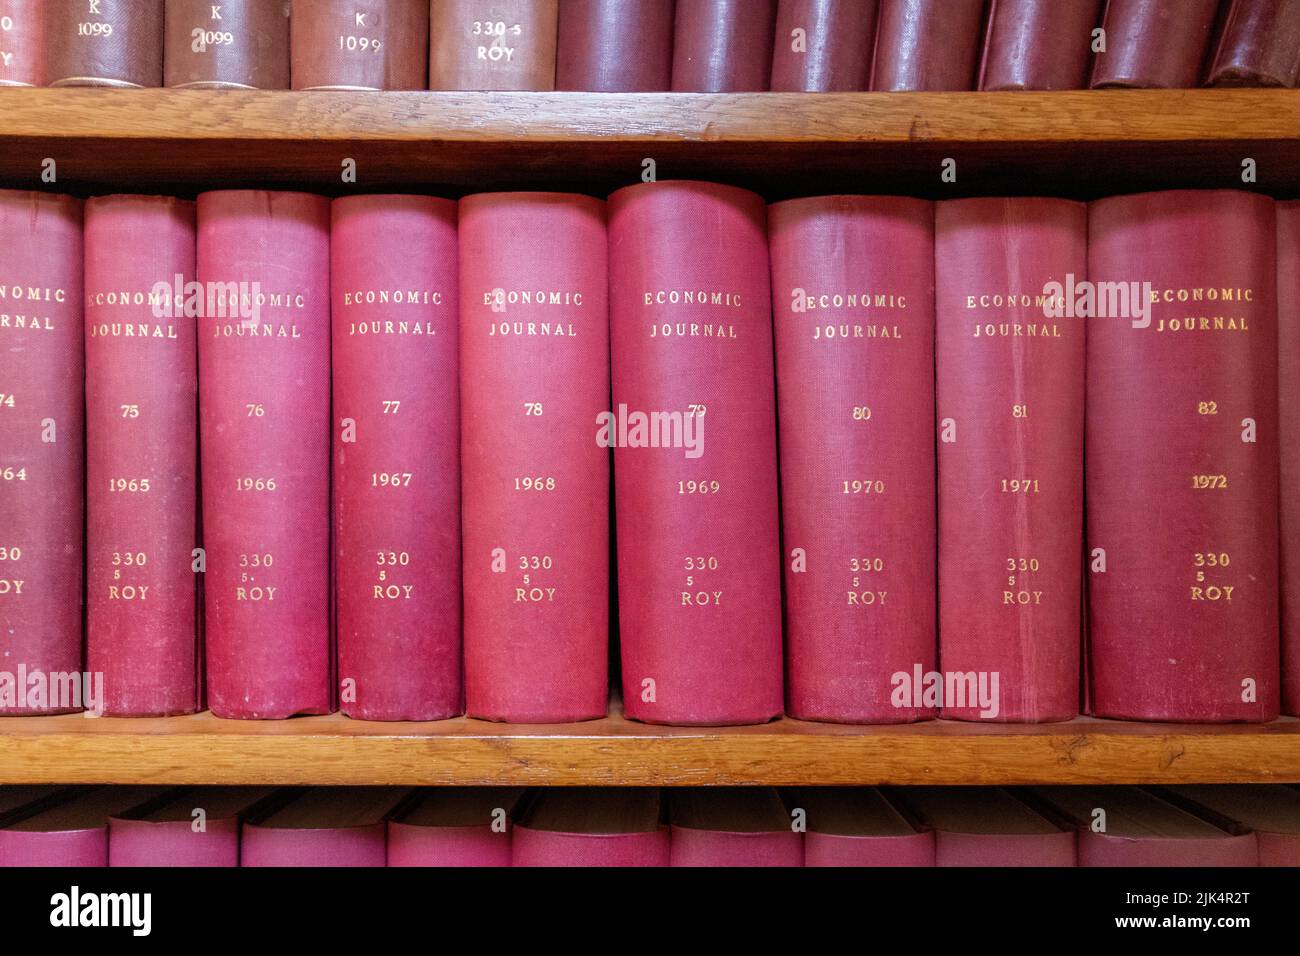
(770, 0, 878, 92)
(671, 0, 778, 92)
(871, 0, 986, 91)
(1206, 0, 1300, 87)
(1090, 0, 1220, 89)
(43, 0, 163, 87)
(979, 0, 1101, 91)
(429, 0, 559, 91)
(290, 0, 429, 90)
(165, 0, 291, 89)
(555, 0, 674, 92)
(0, 0, 44, 86)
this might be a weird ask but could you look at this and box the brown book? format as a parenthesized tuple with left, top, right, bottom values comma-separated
(44, 0, 164, 87)
(672, 0, 777, 92)
(0, 0, 44, 86)
(165, 0, 290, 89)
(1090, 0, 1219, 89)
(871, 0, 985, 91)
(290, 0, 429, 90)
(770, 0, 878, 92)
(1206, 0, 1300, 87)
(979, 0, 1101, 91)
(429, 0, 558, 91)
(555, 0, 674, 92)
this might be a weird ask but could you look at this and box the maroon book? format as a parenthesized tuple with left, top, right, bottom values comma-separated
(795, 788, 935, 867)
(1281, 201, 1299, 715)
(556, 0, 673, 91)
(769, 196, 936, 724)
(0, 788, 173, 867)
(43, 0, 163, 87)
(979, 0, 1101, 90)
(671, 0, 777, 91)
(935, 198, 1085, 723)
(332, 196, 462, 722)
(387, 788, 523, 867)
(1171, 785, 1300, 866)
(459, 193, 609, 724)
(902, 787, 1076, 866)
(164, 0, 291, 90)
(241, 788, 405, 867)
(871, 0, 985, 91)
(0, 190, 83, 716)
(669, 789, 803, 866)
(513, 788, 669, 867)
(85, 196, 199, 718)
(290, 0, 428, 90)
(1088, 190, 1279, 722)
(609, 181, 783, 727)
(1208, 0, 1300, 87)
(770, 0, 878, 92)
(197, 191, 332, 720)
(0, 0, 43, 86)
(1090, 0, 1219, 88)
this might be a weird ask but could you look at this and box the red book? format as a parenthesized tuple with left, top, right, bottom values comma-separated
(197, 190, 332, 720)
(0, 190, 83, 716)
(1283, 201, 1300, 715)
(241, 787, 405, 867)
(1088, 190, 1279, 722)
(0, 787, 172, 867)
(1171, 785, 1300, 867)
(670, 788, 803, 866)
(1207, 0, 1300, 87)
(935, 198, 1085, 722)
(512, 788, 670, 866)
(609, 181, 783, 727)
(43, 0, 164, 87)
(671, 0, 777, 91)
(770, 0, 878, 92)
(459, 193, 609, 723)
(794, 788, 935, 867)
(84, 196, 199, 718)
(332, 196, 462, 722)
(555, 0, 674, 91)
(1033, 786, 1258, 867)
(1090, 0, 1219, 88)
(769, 196, 936, 724)
(979, 0, 1101, 90)
(901, 787, 1076, 867)
(387, 788, 523, 867)
(108, 787, 279, 867)
(871, 0, 985, 91)
(0, 0, 43, 86)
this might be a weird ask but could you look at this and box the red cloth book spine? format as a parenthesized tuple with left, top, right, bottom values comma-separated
(459, 193, 609, 723)
(290, 0, 429, 90)
(979, 0, 1101, 91)
(43, 0, 163, 87)
(0, 829, 107, 866)
(555, 0, 674, 91)
(196, 191, 332, 720)
(1088, 190, 1279, 721)
(239, 823, 386, 866)
(1208, 0, 1300, 87)
(671, 0, 777, 91)
(1078, 830, 1258, 866)
(804, 829, 935, 866)
(108, 818, 239, 867)
(609, 181, 783, 726)
(1279, 201, 1299, 715)
(84, 196, 199, 718)
(387, 821, 512, 867)
(331, 196, 461, 722)
(512, 827, 669, 866)
(870, 0, 985, 91)
(1090, 0, 1220, 88)
(0, 190, 83, 716)
(935, 198, 1084, 722)
(770, 0, 878, 92)
(0, 0, 43, 86)
(769, 196, 936, 724)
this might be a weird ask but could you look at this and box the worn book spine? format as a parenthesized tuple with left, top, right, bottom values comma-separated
(1206, 0, 1300, 87)
(429, 0, 559, 91)
(770, 0, 878, 92)
(290, 0, 429, 90)
(1280, 200, 1299, 715)
(43, 0, 163, 87)
(871, 0, 986, 91)
(239, 824, 387, 866)
(165, 0, 291, 89)
(979, 0, 1101, 91)
(1090, 0, 1220, 88)
(84, 196, 199, 718)
(0, 0, 43, 86)
(671, 0, 777, 91)
(555, 0, 674, 91)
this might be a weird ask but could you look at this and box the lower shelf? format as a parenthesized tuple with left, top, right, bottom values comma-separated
(1, 708, 1298, 786)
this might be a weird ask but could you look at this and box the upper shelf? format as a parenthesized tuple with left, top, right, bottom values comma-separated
(0, 88, 1297, 197)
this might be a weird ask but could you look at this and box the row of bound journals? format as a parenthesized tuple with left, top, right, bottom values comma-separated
(2, 183, 1298, 726)
(2, 784, 1299, 867)
(1, 0, 1298, 92)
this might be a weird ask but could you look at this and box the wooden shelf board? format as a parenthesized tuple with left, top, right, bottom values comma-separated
(2, 710, 1298, 787)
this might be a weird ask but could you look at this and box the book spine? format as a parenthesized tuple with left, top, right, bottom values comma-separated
(669, 828, 805, 866)
(108, 818, 240, 867)
(429, 0, 558, 91)
(290, 0, 428, 90)
(387, 822, 512, 866)
(0, 190, 83, 716)
(871, 0, 985, 91)
(331, 195, 462, 722)
(0, 829, 107, 866)
(196, 190, 332, 720)
(804, 831, 936, 866)
(459, 192, 609, 723)
(1078, 832, 1259, 866)
(84, 196, 199, 718)
(1280, 200, 1299, 715)
(1206, 0, 1300, 87)
(671, 0, 777, 92)
(1090, 0, 1220, 88)
(555, 0, 674, 92)
(936, 832, 1076, 866)
(770, 0, 878, 92)
(239, 824, 386, 866)
(43, 0, 163, 87)
(935, 198, 1085, 722)
(769, 196, 936, 724)
(0, 0, 43, 86)
(511, 828, 671, 866)
(609, 180, 783, 726)
(164, 0, 291, 90)
(1087, 189, 1279, 721)
(979, 0, 1101, 91)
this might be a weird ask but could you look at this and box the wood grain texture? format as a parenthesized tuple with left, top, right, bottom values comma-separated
(1, 710, 1298, 786)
